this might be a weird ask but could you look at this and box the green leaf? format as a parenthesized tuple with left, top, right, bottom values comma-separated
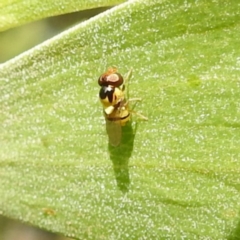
(1, 0, 240, 239)
(0, 0, 124, 31)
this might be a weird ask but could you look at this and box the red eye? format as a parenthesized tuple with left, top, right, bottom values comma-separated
(98, 68, 123, 87)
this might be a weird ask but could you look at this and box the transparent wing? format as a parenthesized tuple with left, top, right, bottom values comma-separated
(105, 118, 122, 147)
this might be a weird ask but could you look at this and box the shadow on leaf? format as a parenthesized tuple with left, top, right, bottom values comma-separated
(108, 121, 137, 193)
(228, 216, 240, 240)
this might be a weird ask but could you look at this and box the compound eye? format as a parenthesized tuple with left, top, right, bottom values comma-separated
(98, 72, 123, 87)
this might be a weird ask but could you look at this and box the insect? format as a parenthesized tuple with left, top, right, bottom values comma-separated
(98, 68, 147, 147)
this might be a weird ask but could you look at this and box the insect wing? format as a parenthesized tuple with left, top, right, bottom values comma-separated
(105, 118, 122, 147)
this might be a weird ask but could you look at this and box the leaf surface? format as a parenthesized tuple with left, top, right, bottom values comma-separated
(1, 0, 240, 239)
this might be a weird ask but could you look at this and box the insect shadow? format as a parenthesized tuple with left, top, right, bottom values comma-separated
(227, 215, 240, 240)
(108, 121, 138, 193)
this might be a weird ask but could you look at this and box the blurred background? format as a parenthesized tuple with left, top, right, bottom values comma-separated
(0, 6, 110, 63)
(0, 216, 73, 240)
(0, 5, 111, 240)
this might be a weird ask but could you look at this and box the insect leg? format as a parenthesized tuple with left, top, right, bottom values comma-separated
(125, 98, 148, 121)
(122, 69, 133, 99)
(130, 110, 148, 120)
(124, 98, 142, 110)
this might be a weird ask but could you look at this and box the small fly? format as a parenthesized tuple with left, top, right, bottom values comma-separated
(98, 68, 147, 146)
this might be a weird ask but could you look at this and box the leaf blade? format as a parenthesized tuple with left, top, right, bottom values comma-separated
(1, 0, 240, 239)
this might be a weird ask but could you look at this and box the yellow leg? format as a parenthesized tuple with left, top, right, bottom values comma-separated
(130, 110, 148, 121)
(122, 69, 133, 98)
(121, 98, 148, 120)
(123, 98, 142, 107)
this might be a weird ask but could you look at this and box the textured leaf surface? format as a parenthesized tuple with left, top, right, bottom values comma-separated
(1, 0, 240, 239)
